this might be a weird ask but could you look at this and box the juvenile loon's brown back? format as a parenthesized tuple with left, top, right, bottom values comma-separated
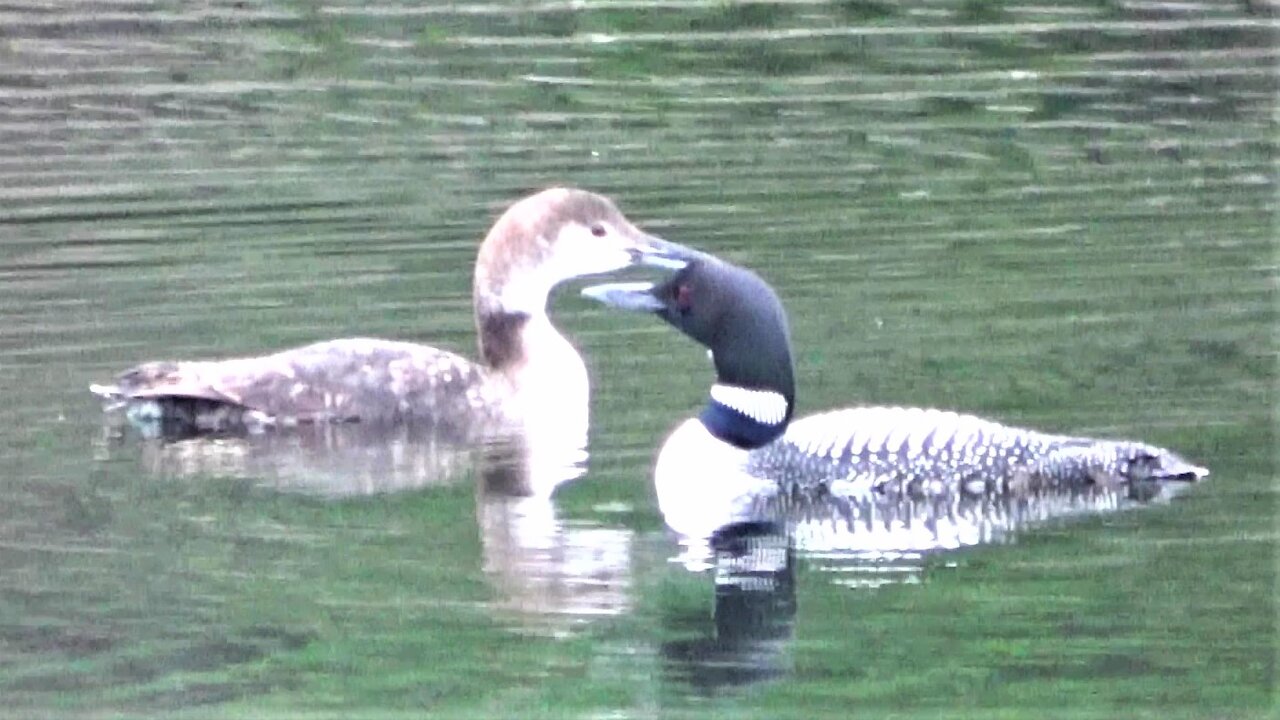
(91, 188, 675, 437)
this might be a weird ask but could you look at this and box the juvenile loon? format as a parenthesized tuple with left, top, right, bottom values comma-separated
(582, 252, 1209, 541)
(91, 188, 676, 439)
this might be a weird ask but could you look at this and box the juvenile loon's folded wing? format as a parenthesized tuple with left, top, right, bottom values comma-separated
(93, 339, 497, 434)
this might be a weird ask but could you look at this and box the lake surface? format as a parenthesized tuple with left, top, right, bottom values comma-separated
(0, 1, 1275, 717)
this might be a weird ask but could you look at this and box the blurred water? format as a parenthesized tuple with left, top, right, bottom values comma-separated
(0, 0, 1274, 715)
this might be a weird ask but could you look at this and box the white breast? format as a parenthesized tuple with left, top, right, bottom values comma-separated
(653, 418, 776, 541)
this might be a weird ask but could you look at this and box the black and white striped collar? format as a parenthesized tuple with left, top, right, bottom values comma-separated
(698, 383, 792, 449)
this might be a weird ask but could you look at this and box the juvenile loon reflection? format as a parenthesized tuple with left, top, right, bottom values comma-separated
(101, 407, 588, 498)
(583, 248, 1208, 560)
(475, 440, 634, 627)
(98, 421, 635, 630)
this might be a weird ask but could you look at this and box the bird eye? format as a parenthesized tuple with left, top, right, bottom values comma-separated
(590, 225, 607, 237)
(675, 284, 693, 311)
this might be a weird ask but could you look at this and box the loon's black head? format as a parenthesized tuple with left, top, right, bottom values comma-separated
(583, 251, 796, 450)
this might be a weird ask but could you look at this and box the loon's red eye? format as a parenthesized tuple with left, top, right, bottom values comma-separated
(675, 284, 693, 311)
(590, 225, 607, 237)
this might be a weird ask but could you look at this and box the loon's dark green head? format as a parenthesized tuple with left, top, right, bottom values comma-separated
(583, 249, 795, 449)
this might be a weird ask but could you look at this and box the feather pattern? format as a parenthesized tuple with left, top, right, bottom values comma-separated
(708, 383, 789, 425)
(748, 406, 1207, 496)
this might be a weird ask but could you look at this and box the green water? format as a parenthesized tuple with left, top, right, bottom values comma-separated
(0, 1, 1274, 717)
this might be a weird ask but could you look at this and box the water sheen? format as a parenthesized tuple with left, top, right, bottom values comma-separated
(0, 1, 1274, 716)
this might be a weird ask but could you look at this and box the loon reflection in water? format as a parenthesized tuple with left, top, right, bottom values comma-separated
(89, 188, 688, 629)
(95, 418, 638, 632)
(583, 246, 1209, 558)
(662, 521, 797, 693)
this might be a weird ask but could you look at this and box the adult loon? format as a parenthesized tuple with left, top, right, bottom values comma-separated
(91, 188, 677, 439)
(582, 251, 1209, 541)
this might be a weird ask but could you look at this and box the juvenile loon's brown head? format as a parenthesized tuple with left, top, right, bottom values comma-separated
(472, 188, 675, 370)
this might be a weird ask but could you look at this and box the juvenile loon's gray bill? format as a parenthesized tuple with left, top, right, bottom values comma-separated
(581, 281, 665, 312)
(629, 236, 704, 269)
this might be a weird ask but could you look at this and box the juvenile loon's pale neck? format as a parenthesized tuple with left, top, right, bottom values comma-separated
(491, 311, 592, 462)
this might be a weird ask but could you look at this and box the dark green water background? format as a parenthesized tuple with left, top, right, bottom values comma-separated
(0, 1, 1274, 717)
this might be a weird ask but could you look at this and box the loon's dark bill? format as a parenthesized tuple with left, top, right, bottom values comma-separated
(581, 281, 666, 312)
